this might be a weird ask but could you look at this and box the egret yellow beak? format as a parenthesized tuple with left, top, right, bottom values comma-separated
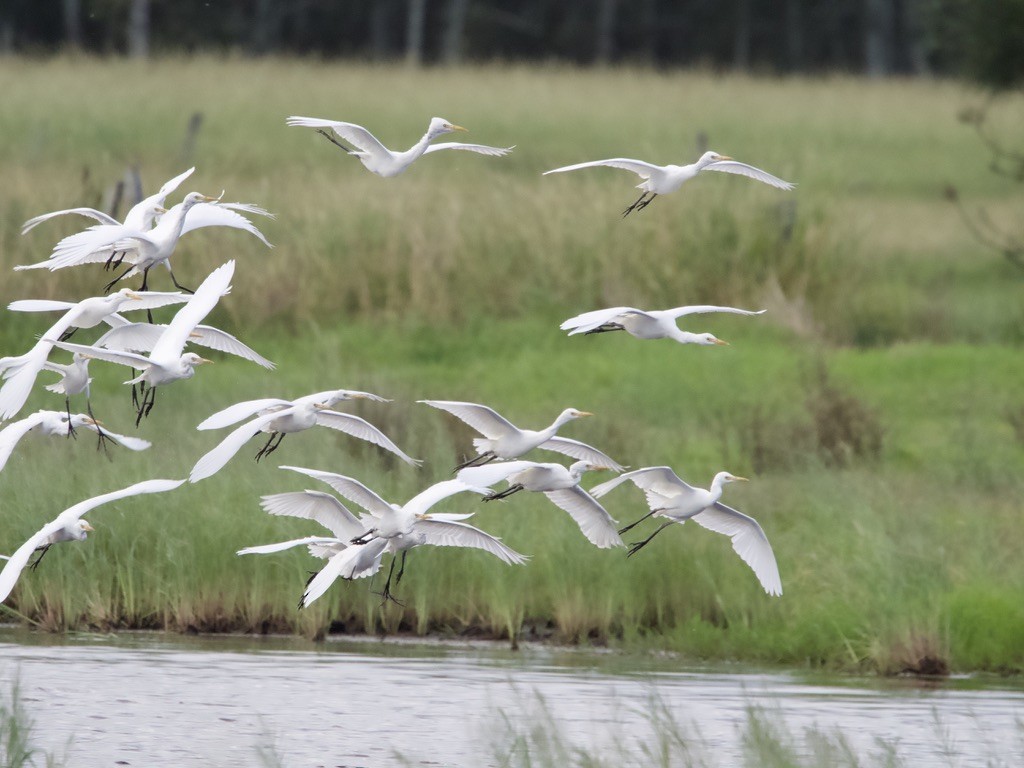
(578, 411, 594, 417)
(449, 124, 468, 132)
(716, 155, 734, 162)
(733, 476, 749, 482)
(84, 417, 103, 427)
(154, 206, 167, 214)
(313, 402, 329, 410)
(197, 357, 214, 365)
(126, 292, 142, 300)
(200, 193, 221, 203)
(81, 522, 95, 532)
(713, 338, 730, 346)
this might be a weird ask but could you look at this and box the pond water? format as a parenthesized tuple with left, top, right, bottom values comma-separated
(1, 628, 1022, 767)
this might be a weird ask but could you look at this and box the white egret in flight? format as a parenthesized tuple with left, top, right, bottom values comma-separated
(275, 466, 526, 606)
(21, 167, 196, 235)
(590, 468, 782, 596)
(0, 410, 150, 474)
(17, 192, 272, 293)
(560, 305, 766, 345)
(0, 478, 184, 604)
(458, 460, 624, 549)
(418, 400, 624, 472)
(543, 150, 794, 216)
(189, 390, 419, 483)
(51, 261, 254, 424)
(0, 289, 188, 421)
(286, 116, 513, 177)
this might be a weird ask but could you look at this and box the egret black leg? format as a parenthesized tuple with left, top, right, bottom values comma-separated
(618, 508, 661, 535)
(373, 556, 405, 606)
(395, 551, 409, 585)
(627, 521, 675, 557)
(254, 433, 281, 462)
(484, 484, 524, 502)
(57, 326, 77, 342)
(622, 192, 651, 217)
(635, 193, 658, 211)
(453, 451, 497, 472)
(315, 129, 356, 154)
(88, 401, 113, 456)
(103, 264, 134, 293)
(350, 529, 377, 546)
(584, 323, 625, 335)
(64, 397, 76, 439)
(28, 544, 52, 571)
(168, 267, 194, 294)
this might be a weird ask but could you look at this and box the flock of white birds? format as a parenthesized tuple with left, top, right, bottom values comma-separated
(0, 115, 791, 612)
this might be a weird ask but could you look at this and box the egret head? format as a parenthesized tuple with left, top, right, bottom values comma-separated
(570, 460, 608, 477)
(561, 408, 593, 422)
(74, 520, 95, 540)
(716, 471, 748, 485)
(696, 333, 728, 346)
(180, 191, 221, 209)
(429, 117, 468, 137)
(182, 353, 214, 368)
(697, 151, 733, 168)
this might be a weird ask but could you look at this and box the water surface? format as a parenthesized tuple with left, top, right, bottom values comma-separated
(1, 628, 1022, 767)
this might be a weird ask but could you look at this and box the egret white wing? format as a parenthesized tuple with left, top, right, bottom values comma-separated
(150, 260, 234, 361)
(50, 340, 152, 371)
(7, 300, 77, 313)
(423, 142, 514, 156)
(543, 487, 623, 549)
(417, 400, 518, 439)
(279, 466, 393, 518)
(0, 478, 184, 603)
(537, 437, 625, 473)
(590, 466, 694, 499)
(693, 501, 782, 596)
(196, 399, 292, 430)
(660, 305, 767, 320)
(457, 460, 538, 488)
(83, 424, 150, 451)
(313, 411, 420, 466)
(95, 322, 167, 353)
(403, 479, 482, 517)
(48, 224, 150, 265)
(184, 325, 274, 369)
(560, 306, 651, 335)
(413, 518, 528, 565)
(302, 539, 389, 607)
(703, 160, 794, 190)
(260, 490, 366, 540)
(286, 117, 390, 158)
(180, 203, 273, 247)
(21, 207, 119, 234)
(294, 389, 391, 406)
(237, 536, 341, 556)
(0, 412, 48, 473)
(189, 408, 289, 482)
(543, 158, 663, 180)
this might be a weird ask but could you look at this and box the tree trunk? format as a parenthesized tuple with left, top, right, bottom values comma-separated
(734, 0, 751, 71)
(785, 0, 803, 72)
(594, 0, 617, 64)
(250, 0, 281, 56)
(864, 0, 894, 77)
(901, 0, 931, 75)
(442, 0, 469, 64)
(127, 0, 150, 59)
(63, 0, 82, 51)
(406, 0, 427, 66)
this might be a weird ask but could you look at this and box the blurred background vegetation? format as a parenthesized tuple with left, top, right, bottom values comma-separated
(2, 0, 1024, 88)
(0, 3, 1021, 674)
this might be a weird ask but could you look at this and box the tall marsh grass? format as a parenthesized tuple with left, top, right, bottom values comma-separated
(0, 60, 1022, 672)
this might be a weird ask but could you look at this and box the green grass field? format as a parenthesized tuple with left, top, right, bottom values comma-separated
(0, 58, 1021, 673)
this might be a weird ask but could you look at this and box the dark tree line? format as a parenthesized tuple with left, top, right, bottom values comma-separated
(1, 0, 1022, 86)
